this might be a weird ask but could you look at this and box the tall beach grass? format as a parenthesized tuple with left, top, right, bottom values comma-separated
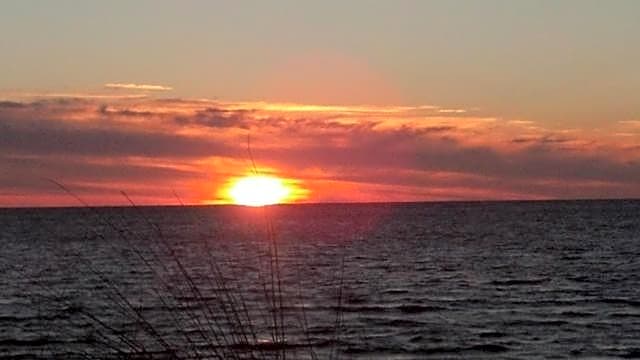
(16, 182, 348, 359)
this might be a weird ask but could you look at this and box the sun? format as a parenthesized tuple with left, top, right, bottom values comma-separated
(228, 175, 291, 206)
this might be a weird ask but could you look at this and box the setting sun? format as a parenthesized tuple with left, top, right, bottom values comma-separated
(228, 175, 291, 206)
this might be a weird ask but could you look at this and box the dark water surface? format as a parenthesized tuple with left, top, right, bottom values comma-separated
(1, 200, 640, 359)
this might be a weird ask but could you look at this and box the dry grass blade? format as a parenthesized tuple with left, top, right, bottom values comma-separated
(22, 175, 350, 359)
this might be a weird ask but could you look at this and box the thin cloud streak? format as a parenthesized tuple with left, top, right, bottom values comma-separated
(104, 83, 173, 91)
(1, 92, 149, 100)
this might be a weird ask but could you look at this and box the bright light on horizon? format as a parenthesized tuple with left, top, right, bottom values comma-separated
(228, 175, 291, 206)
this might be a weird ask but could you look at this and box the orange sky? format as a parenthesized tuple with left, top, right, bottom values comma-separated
(1, 96, 639, 207)
(2, 2, 639, 206)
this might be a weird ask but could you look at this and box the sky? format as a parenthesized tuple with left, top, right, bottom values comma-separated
(1, 1, 639, 206)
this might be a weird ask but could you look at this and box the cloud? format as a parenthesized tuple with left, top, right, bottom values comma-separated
(510, 135, 573, 144)
(0, 115, 234, 159)
(1, 97, 639, 205)
(104, 83, 173, 91)
(0, 154, 203, 191)
(0, 101, 27, 109)
(262, 130, 640, 186)
(437, 108, 466, 114)
(619, 120, 640, 125)
(507, 120, 535, 125)
(2, 92, 149, 100)
(174, 107, 251, 129)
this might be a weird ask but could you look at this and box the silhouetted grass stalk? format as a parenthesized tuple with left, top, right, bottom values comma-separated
(21, 180, 348, 359)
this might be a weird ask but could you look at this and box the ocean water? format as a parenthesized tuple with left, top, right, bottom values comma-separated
(1, 200, 639, 359)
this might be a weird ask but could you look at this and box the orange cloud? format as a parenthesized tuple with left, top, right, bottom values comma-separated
(1, 97, 639, 207)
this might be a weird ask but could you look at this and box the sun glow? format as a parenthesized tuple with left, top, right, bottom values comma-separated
(228, 175, 291, 206)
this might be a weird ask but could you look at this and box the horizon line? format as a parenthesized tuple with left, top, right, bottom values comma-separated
(2, 197, 639, 210)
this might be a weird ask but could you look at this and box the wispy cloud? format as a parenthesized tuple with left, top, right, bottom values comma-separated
(1, 91, 148, 100)
(507, 120, 535, 125)
(104, 83, 173, 91)
(619, 120, 640, 128)
(437, 108, 466, 114)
